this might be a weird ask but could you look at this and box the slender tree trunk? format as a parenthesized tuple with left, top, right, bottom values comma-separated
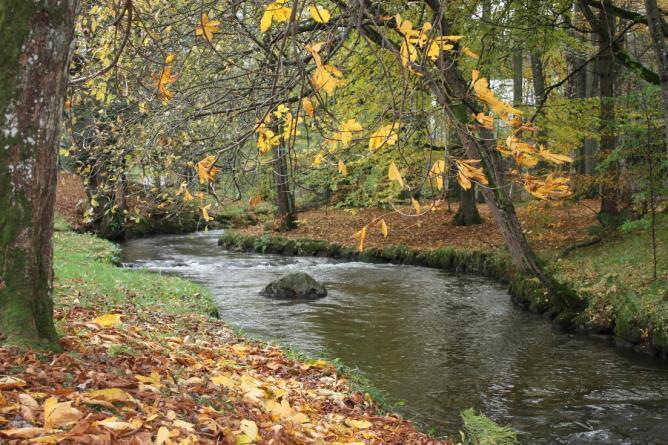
(597, 0, 620, 216)
(530, 51, 548, 146)
(272, 140, 295, 231)
(584, 51, 598, 177)
(0, 0, 78, 347)
(645, 0, 668, 157)
(513, 52, 523, 107)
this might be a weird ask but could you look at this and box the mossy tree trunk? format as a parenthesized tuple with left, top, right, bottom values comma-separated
(0, 0, 78, 347)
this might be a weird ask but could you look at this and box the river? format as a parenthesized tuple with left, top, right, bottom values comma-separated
(122, 230, 668, 444)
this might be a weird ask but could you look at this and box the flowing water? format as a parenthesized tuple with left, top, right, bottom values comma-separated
(122, 230, 668, 444)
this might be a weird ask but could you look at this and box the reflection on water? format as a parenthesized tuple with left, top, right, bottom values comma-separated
(123, 230, 668, 444)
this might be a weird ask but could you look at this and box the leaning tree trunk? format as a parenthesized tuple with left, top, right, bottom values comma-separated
(645, 0, 668, 158)
(418, 0, 580, 309)
(0, 0, 78, 347)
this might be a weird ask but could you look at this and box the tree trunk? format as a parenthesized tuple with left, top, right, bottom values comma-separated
(597, 0, 620, 217)
(272, 141, 295, 231)
(512, 52, 523, 107)
(530, 51, 548, 146)
(645, 0, 668, 157)
(584, 50, 598, 177)
(530, 52, 546, 105)
(0, 0, 78, 347)
(454, 184, 483, 226)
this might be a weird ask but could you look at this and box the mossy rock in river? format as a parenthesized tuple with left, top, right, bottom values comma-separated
(260, 272, 327, 300)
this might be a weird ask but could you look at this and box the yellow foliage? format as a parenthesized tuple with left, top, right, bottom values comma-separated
(200, 204, 213, 222)
(260, 0, 291, 32)
(197, 156, 220, 183)
(153, 66, 177, 100)
(352, 225, 368, 252)
(430, 159, 445, 190)
(306, 43, 344, 94)
(309, 5, 331, 23)
(302, 97, 315, 117)
(455, 160, 488, 190)
(369, 123, 400, 151)
(195, 14, 221, 41)
(471, 70, 521, 119)
(388, 161, 405, 187)
(338, 159, 348, 176)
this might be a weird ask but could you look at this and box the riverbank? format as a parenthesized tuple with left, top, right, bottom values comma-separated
(0, 228, 456, 444)
(218, 204, 668, 359)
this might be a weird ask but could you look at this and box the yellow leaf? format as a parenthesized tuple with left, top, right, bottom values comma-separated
(309, 5, 330, 23)
(302, 97, 315, 117)
(312, 152, 324, 167)
(0, 376, 26, 390)
(462, 47, 479, 59)
(456, 159, 488, 190)
(311, 64, 344, 94)
(195, 14, 221, 41)
(210, 374, 235, 388)
(458, 170, 472, 190)
(237, 419, 258, 444)
(200, 204, 213, 222)
(155, 426, 170, 445)
(94, 416, 136, 432)
(378, 219, 388, 238)
(260, 1, 291, 32)
(83, 388, 130, 403)
(369, 123, 400, 151)
(411, 198, 421, 214)
(538, 145, 572, 164)
(164, 53, 176, 64)
(344, 418, 372, 429)
(352, 226, 367, 252)
(30, 433, 67, 444)
(196, 155, 220, 183)
(338, 159, 347, 176)
(335, 118, 363, 147)
(0, 428, 44, 439)
(152, 66, 177, 100)
(43, 397, 82, 430)
(176, 182, 194, 202)
(93, 313, 122, 328)
(388, 161, 405, 187)
(83, 388, 128, 404)
(430, 160, 445, 190)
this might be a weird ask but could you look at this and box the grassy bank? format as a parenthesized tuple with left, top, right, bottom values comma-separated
(218, 213, 668, 359)
(554, 215, 668, 354)
(0, 230, 455, 444)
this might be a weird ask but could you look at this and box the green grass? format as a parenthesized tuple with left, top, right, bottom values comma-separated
(553, 213, 668, 349)
(53, 231, 218, 318)
(460, 409, 518, 445)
